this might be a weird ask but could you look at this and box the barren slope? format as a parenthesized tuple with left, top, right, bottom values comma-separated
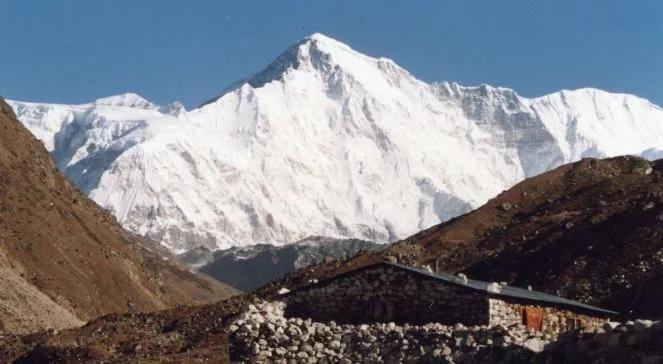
(0, 98, 235, 334)
(259, 156, 663, 318)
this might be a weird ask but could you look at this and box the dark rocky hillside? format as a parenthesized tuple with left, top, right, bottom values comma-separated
(259, 156, 663, 319)
(0, 98, 236, 334)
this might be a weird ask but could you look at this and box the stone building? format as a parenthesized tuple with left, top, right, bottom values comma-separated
(281, 261, 617, 335)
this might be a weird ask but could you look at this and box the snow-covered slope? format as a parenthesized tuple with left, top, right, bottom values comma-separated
(8, 33, 663, 252)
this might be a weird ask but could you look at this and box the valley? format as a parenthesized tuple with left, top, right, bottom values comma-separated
(1, 27, 662, 363)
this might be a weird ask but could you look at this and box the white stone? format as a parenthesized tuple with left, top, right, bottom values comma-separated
(602, 321, 620, 332)
(487, 282, 502, 294)
(522, 338, 547, 353)
(635, 319, 654, 331)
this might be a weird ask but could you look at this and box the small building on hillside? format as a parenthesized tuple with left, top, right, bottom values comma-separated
(280, 261, 618, 335)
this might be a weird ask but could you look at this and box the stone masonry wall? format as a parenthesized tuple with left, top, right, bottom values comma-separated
(284, 264, 611, 332)
(284, 265, 489, 325)
(230, 301, 555, 363)
(489, 298, 609, 335)
(231, 301, 663, 364)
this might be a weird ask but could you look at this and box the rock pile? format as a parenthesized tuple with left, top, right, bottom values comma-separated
(229, 301, 554, 363)
(543, 319, 663, 363)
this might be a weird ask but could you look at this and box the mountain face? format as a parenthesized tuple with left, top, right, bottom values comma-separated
(9, 33, 663, 253)
(259, 156, 663, 318)
(0, 98, 235, 334)
(179, 236, 382, 291)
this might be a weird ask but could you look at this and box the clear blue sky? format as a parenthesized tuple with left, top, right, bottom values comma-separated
(1, 0, 661, 108)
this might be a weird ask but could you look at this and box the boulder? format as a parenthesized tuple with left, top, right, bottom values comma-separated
(522, 338, 547, 353)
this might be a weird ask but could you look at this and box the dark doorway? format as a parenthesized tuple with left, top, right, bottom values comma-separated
(373, 300, 394, 322)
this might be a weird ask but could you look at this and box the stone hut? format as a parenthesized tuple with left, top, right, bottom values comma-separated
(280, 261, 618, 335)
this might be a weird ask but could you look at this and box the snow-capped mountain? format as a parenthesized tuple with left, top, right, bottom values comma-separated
(8, 33, 663, 252)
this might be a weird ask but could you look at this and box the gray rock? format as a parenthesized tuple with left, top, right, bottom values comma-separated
(329, 340, 341, 349)
(522, 338, 547, 353)
(500, 202, 513, 211)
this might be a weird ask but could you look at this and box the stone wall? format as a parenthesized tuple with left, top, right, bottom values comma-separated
(543, 319, 663, 363)
(488, 299, 609, 335)
(230, 301, 555, 363)
(284, 265, 488, 325)
(230, 302, 663, 364)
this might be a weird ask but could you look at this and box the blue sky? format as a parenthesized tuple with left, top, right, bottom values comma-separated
(0, 1, 661, 108)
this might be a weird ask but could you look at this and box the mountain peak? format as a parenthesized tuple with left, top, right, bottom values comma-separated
(160, 100, 187, 117)
(16, 36, 661, 255)
(201, 33, 408, 106)
(95, 93, 156, 109)
(303, 33, 354, 53)
(306, 32, 335, 42)
(244, 33, 361, 84)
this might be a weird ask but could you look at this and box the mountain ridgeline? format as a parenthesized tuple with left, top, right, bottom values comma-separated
(8, 33, 663, 255)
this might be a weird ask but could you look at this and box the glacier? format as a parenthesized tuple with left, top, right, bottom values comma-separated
(8, 33, 663, 253)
